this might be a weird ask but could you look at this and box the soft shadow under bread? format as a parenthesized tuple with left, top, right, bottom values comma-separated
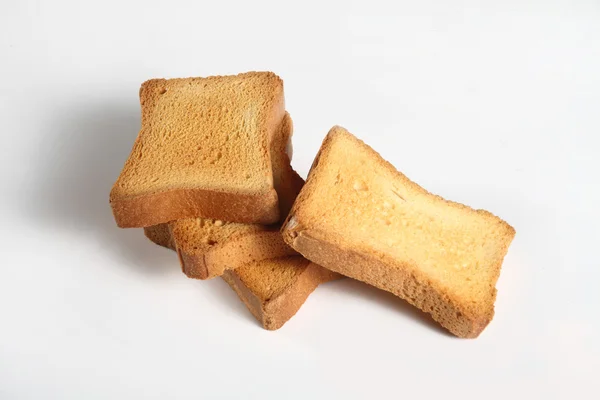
(327, 278, 453, 337)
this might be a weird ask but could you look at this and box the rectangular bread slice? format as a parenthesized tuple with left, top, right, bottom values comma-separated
(110, 71, 285, 228)
(144, 226, 340, 330)
(281, 126, 515, 338)
(165, 113, 303, 279)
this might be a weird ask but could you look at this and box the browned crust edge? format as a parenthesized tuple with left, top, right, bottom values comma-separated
(221, 270, 266, 326)
(111, 187, 279, 228)
(283, 223, 495, 338)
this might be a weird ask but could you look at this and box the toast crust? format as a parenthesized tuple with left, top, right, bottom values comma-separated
(112, 187, 278, 228)
(284, 227, 491, 338)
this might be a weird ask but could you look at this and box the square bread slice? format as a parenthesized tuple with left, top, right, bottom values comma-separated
(164, 112, 303, 280)
(143, 226, 340, 330)
(281, 126, 515, 338)
(110, 72, 285, 228)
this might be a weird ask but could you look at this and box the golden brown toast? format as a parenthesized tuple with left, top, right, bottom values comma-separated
(282, 126, 515, 338)
(110, 72, 285, 228)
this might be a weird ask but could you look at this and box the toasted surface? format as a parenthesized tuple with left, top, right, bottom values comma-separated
(168, 112, 303, 280)
(282, 126, 515, 338)
(233, 256, 309, 300)
(222, 257, 340, 330)
(110, 72, 285, 227)
(170, 218, 267, 259)
(143, 228, 340, 330)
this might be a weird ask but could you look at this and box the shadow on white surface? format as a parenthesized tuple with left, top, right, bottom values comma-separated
(27, 101, 175, 274)
(200, 277, 263, 328)
(327, 278, 453, 337)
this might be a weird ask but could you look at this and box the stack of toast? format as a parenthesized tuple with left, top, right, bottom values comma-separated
(111, 71, 515, 337)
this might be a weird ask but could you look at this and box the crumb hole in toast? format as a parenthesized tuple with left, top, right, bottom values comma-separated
(159, 88, 167, 95)
(206, 240, 217, 246)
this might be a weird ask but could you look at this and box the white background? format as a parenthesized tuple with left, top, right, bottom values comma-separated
(1, 0, 599, 398)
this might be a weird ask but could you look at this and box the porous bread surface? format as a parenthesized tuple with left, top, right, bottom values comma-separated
(167, 113, 303, 279)
(170, 217, 265, 256)
(110, 72, 284, 227)
(282, 126, 515, 338)
(234, 256, 310, 300)
(112, 72, 283, 197)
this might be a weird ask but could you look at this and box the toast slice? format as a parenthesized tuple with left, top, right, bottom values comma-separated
(167, 113, 303, 279)
(281, 126, 515, 338)
(110, 72, 285, 228)
(144, 226, 340, 330)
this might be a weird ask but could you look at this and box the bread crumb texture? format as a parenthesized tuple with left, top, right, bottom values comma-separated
(170, 217, 265, 255)
(235, 256, 309, 301)
(112, 72, 284, 199)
